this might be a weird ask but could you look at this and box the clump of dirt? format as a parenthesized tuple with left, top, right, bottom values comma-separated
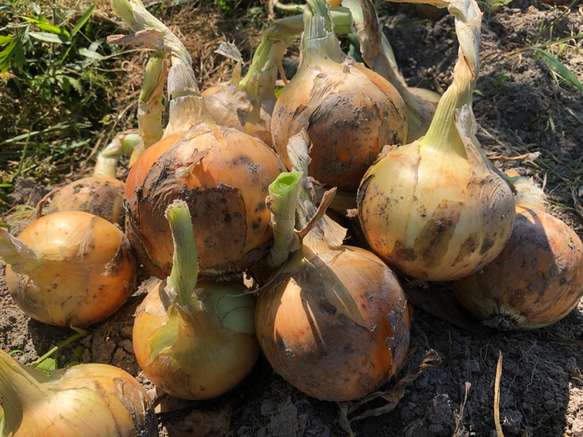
(1, 1, 583, 437)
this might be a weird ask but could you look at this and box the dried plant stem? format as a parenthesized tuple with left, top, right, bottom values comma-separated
(494, 351, 504, 436)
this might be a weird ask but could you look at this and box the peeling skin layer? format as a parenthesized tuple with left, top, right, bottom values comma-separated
(125, 127, 284, 279)
(452, 206, 583, 329)
(357, 139, 516, 282)
(272, 61, 407, 192)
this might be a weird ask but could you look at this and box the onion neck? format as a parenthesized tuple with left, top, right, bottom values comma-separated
(0, 352, 50, 434)
(137, 52, 166, 149)
(0, 228, 44, 276)
(164, 200, 200, 309)
(301, 0, 346, 66)
(93, 131, 141, 178)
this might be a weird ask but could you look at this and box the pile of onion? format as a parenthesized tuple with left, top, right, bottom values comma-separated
(132, 200, 260, 400)
(357, 0, 516, 282)
(451, 172, 583, 329)
(270, 0, 408, 192)
(0, 351, 157, 436)
(255, 132, 412, 402)
(109, 0, 284, 279)
(0, 210, 136, 327)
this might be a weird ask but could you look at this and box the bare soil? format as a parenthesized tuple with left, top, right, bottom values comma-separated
(2, 1, 583, 436)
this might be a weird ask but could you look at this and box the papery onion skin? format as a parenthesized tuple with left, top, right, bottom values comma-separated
(4, 211, 136, 327)
(0, 352, 157, 437)
(255, 245, 411, 402)
(132, 280, 260, 400)
(125, 127, 284, 279)
(357, 143, 516, 282)
(202, 85, 274, 148)
(271, 59, 408, 192)
(451, 206, 583, 330)
(44, 176, 126, 226)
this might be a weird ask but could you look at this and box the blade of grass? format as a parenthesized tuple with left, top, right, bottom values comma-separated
(535, 49, 583, 92)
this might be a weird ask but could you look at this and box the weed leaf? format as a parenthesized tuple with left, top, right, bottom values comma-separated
(29, 31, 66, 44)
(71, 4, 97, 37)
(78, 47, 104, 60)
(536, 48, 583, 92)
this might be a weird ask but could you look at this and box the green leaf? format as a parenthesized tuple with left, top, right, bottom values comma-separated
(78, 47, 104, 60)
(71, 4, 96, 37)
(35, 22, 71, 40)
(31, 357, 57, 371)
(535, 49, 583, 92)
(0, 35, 13, 46)
(29, 31, 65, 44)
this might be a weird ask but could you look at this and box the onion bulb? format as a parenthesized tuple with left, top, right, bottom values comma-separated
(109, 0, 284, 279)
(132, 200, 260, 400)
(270, 0, 408, 192)
(37, 131, 140, 226)
(451, 173, 583, 329)
(0, 350, 157, 436)
(0, 210, 136, 327)
(344, 0, 440, 142)
(255, 132, 411, 402)
(357, 0, 516, 281)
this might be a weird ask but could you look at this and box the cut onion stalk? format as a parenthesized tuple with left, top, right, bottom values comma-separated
(0, 210, 137, 327)
(270, 0, 408, 192)
(452, 172, 583, 329)
(0, 350, 157, 436)
(109, 0, 284, 279)
(255, 131, 412, 402)
(357, 0, 515, 282)
(132, 200, 260, 400)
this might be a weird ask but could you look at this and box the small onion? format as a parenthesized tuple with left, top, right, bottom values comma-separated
(0, 351, 157, 436)
(452, 175, 583, 329)
(1, 210, 136, 327)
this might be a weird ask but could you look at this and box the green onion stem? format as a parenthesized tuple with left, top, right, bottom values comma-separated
(164, 200, 199, 308)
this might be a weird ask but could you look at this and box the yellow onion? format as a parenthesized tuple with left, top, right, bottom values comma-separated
(357, 0, 516, 282)
(110, 0, 284, 279)
(255, 133, 411, 402)
(343, 0, 440, 142)
(0, 210, 136, 327)
(270, 0, 407, 192)
(132, 200, 260, 400)
(41, 176, 126, 226)
(0, 351, 157, 436)
(37, 131, 140, 226)
(452, 174, 583, 329)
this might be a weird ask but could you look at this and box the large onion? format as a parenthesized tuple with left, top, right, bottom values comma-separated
(110, 0, 284, 279)
(357, 0, 516, 282)
(270, 0, 407, 192)
(0, 351, 157, 436)
(132, 200, 260, 400)
(452, 174, 583, 329)
(0, 210, 136, 327)
(255, 133, 411, 402)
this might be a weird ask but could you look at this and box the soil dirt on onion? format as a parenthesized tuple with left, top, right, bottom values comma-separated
(2, 1, 583, 436)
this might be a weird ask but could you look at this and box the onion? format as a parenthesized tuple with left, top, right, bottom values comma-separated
(255, 132, 411, 402)
(451, 174, 583, 329)
(37, 131, 140, 226)
(0, 210, 136, 327)
(344, 0, 440, 142)
(357, 0, 516, 281)
(0, 351, 157, 436)
(132, 200, 260, 400)
(270, 0, 408, 192)
(109, 0, 284, 279)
